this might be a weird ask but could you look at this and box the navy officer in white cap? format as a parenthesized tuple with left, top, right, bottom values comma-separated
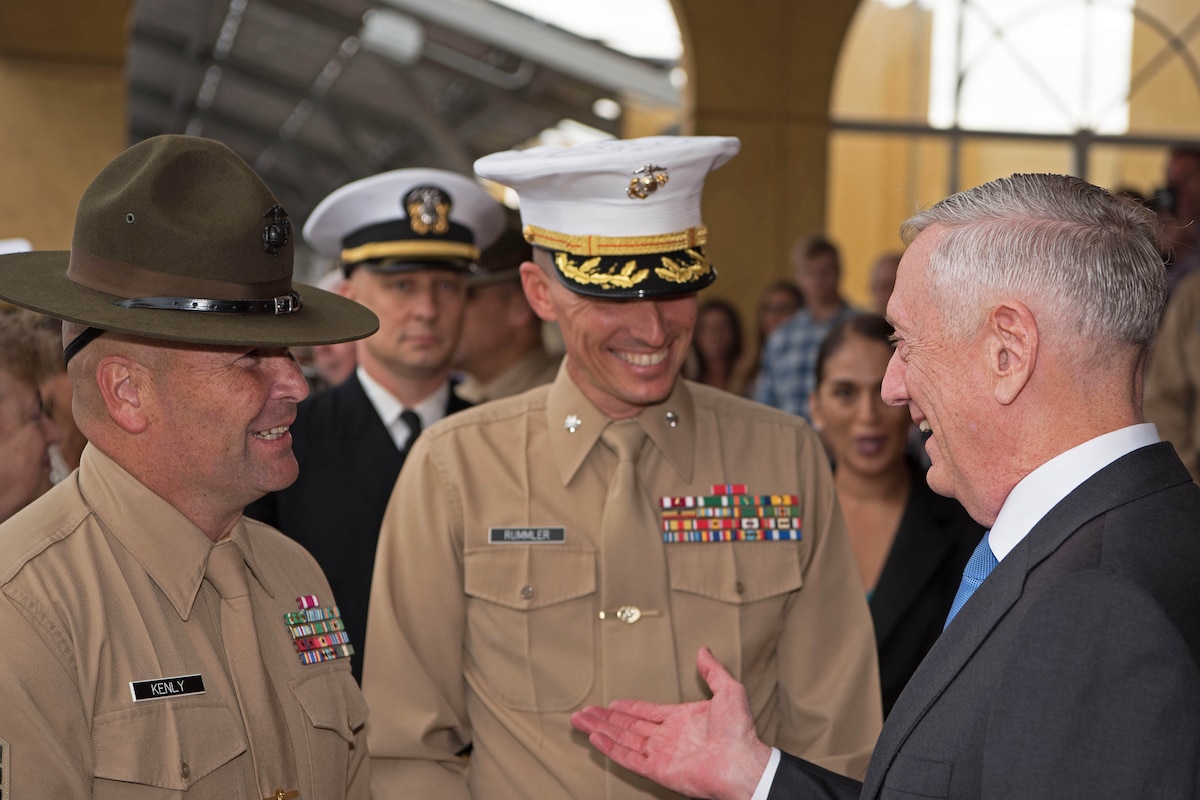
(363, 136, 882, 799)
(247, 168, 505, 683)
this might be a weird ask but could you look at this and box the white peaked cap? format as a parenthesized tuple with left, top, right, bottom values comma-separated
(304, 168, 506, 273)
(473, 135, 740, 298)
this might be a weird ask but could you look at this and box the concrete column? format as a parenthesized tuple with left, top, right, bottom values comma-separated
(671, 0, 858, 331)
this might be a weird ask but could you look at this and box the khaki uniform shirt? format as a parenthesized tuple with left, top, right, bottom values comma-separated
(455, 347, 563, 404)
(0, 445, 370, 799)
(364, 365, 882, 799)
(1145, 268, 1200, 484)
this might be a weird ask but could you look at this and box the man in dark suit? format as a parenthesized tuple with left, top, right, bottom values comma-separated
(247, 168, 505, 682)
(571, 172, 1200, 798)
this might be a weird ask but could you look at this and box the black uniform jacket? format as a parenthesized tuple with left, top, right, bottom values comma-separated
(247, 372, 471, 682)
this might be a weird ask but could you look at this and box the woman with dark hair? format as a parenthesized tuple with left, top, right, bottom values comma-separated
(690, 298, 752, 394)
(809, 313, 982, 716)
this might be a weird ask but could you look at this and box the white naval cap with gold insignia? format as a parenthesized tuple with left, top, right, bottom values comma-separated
(304, 168, 507, 277)
(473, 135, 740, 299)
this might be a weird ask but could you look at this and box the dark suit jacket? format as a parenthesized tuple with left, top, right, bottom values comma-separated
(245, 373, 471, 683)
(870, 462, 983, 717)
(770, 442, 1200, 799)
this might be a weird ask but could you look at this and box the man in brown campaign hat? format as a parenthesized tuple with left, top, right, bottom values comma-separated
(362, 135, 881, 800)
(0, 134, 378, 799)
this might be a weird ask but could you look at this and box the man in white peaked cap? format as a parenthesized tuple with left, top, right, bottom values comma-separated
(363, 136, 882, 799)
(247, 168, 505, 683)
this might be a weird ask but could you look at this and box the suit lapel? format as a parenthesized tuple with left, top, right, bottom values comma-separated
(862, 442, 1190, 796)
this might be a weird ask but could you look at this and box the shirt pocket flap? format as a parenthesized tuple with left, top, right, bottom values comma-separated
(293, 668, 368, 743)
(93, 702, 245, 790)
(668, 542, 803, 603)
(464, 547, 596, 610)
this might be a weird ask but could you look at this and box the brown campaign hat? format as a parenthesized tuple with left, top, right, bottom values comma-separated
(0, 135, 378, 351)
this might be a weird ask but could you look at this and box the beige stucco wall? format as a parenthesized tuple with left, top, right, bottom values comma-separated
(0, 59, 126, 249)
(0, 0, 130, 249)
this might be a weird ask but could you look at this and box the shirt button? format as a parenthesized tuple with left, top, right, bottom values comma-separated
(735, 581, 745, 595)
(520, 585, 535, 600)
(180, 761, 190, 780)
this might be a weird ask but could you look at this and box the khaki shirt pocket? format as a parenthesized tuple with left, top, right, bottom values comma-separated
(291, 667, 368, 795)
(464, 546, 596, 712)
(92, 700, 247, 798)
(666, 542, 804, 665)
(293, 667, 368, 742)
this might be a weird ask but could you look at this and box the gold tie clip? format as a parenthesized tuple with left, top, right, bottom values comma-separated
(598, 606, 661, 624)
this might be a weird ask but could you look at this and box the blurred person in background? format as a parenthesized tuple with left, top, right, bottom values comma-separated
(755, 234, 861, 420)
(308, 267, 359, 391)
(809, 314, 981, 715)
(453, 224, 561, 403)
(1163, 145, 1200, 295)
(739, 279, 803, 399)
(688, 297, 753, 395)
(26, 312, 88, 478)
(0, 311, 61, 522)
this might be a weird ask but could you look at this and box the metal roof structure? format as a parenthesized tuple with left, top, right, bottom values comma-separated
(126, 0, 681, 237)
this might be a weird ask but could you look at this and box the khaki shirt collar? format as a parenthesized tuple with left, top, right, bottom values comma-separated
(77, 445, 276, 621)
(546, 358, 696, 486)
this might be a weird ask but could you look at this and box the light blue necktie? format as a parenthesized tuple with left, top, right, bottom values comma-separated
(944, 531, 998, 629)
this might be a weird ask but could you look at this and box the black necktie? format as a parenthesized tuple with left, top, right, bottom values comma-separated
(400, 409, 422, 450)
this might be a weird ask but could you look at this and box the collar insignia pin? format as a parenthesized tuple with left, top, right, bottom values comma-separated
(564, 414, 582, 433)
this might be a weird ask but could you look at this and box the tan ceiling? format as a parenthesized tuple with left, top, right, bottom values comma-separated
(1, 0, 680, 231)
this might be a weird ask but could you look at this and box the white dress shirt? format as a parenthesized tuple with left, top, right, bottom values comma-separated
(356, 366, 451, 451)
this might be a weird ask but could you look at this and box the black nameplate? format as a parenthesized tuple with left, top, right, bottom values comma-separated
(488, 527, 565, 544)
(129, 674, 206, 702)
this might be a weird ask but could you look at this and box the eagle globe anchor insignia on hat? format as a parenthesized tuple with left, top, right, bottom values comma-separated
(473, 135, 740, 300)
(303, 168, 506, 277)
(0, 135, 378, 363)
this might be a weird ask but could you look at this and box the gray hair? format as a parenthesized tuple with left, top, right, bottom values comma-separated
(901, 173, 1166, 358)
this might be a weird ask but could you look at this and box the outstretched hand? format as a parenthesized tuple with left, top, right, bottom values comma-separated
(570, 647, 772, 800)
